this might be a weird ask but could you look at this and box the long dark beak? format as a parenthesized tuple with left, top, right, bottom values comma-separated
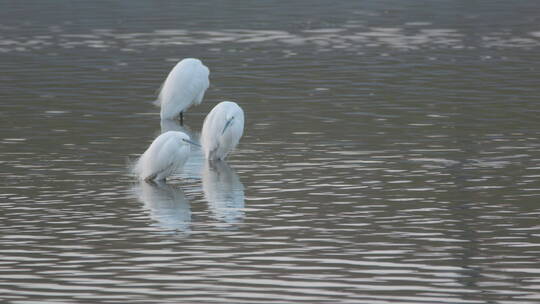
(183, 138, 201, 147)
(222, 117, 235, 135)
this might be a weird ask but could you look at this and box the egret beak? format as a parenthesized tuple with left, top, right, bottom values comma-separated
(182, 138, 201, 147)
(222, 117, 235, 135)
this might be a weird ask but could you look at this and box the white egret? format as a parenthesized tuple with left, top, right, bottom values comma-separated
(160, 120, 206, 179)
(155, 58, 210, 124)
(134, 131, 200, 182)
(201, 101, 244, 161)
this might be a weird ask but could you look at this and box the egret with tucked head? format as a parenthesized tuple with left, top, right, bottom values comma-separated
(135, 131, 200, 182)
(155, 58, 209, 124)
(201, 101, 244, 161)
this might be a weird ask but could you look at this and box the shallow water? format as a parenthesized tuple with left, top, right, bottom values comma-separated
(1, 1, 540, 303)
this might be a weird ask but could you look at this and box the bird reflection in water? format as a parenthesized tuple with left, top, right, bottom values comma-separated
(202, 161, 245, 225)
(134, 180, 191, 232)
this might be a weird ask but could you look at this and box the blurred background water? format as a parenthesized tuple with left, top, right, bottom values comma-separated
(1, 1, 540, 303)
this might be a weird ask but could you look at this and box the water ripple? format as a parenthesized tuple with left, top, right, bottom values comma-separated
(2, 25, 540, 54)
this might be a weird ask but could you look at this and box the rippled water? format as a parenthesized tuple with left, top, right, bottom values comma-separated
(1, 1, 540, 303)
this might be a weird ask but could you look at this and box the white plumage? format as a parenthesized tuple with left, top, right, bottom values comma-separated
(155, 58, 210, 121)
(201, 101, 244, 161)
(134, 131, 194, 182)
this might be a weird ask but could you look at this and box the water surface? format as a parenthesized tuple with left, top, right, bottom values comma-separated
(1, 1, 540, 303)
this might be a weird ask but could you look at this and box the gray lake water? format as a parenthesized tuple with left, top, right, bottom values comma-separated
(1, 1, 540, 303)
